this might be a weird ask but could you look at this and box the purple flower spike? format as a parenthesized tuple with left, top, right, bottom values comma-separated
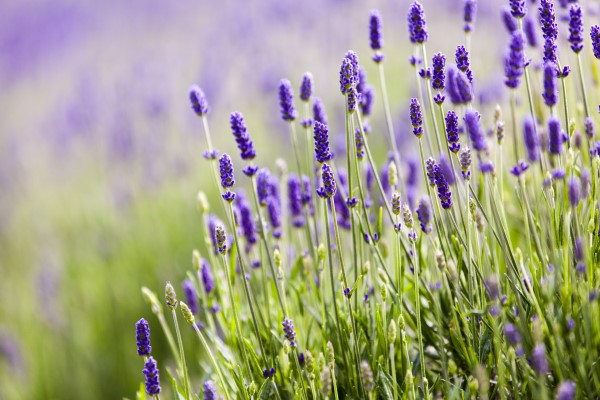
(502, 7, 518, 33)
(556, 381, 576, 400)
(548, 116, 563, 154)
(347, 87, 359, 113)
(408, 1, 428, 44)
(591, 26, 600, 59)
(182, 280, 198, 315)
(201, 259, 214, 293)
(219, 154, 235, 188)
(215, 225, 227, 255)
(313, 97, 328, 126)
(189, 85, 209, 116)
(542, 63, 558, 107)
(455, 46, 473, 83)
(282, 318, 297, 348)
(136, 318, 152, 356)
(463, 0, 477, 32)
(278, 79, 297, 121)
(568, 177, 580, 206)
(314, 121, 334, 164)
(447, 66, 472, 104)
(523, 116, 540, 162)
(433, 163, 452, 209)
(369, 10, 383, 50)
(460, 148, 472, 179)
(539, 0, 558, 41)
(509, 0, 527, 18)
(505, 31, 525, 89)
(288, 174, 305, 228)
(431, 53, 446, 90)
(445, 111, 460, 153)
(410, 98, 424, 137)
(568, 5, 583, 53)
(236, 191, 257, 249)
(230, 112, 256, 160)
(340, 52, 359, 94)
(267, 197, 282, 238)
(256, 169, 273, 206)
(464, 110, 487, 152)
(584, 117, 595, 139)
(523, 15, 538, 47)
(317, 163, 337, 198)
(504, 323, 521, 345)
(299, 72, 313, 102)
(531, 344, 549, 375)
(426, 157, 437, 186)
(203, 381, 218, 400)
(360, 85, 374, 116)
(416, 196, 432, 233)
(143, 357, 161, 395)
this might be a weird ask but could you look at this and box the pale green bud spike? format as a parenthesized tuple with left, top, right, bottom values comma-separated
(192, 250, 201, 271)
(388, 319, 397, 343)
(274, 249, 282, 267)
(388, 161, 398, 189)
(326, 341, 335, 366)
(197, 191, 209, 214)
(180, 302, 195, 324)
(165, 281, 178, 310)
(141, 287, 162, 315)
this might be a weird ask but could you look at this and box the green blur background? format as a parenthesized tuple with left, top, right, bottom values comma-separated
(0, 0, 547, 398)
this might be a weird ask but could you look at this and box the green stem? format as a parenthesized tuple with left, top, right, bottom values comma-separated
(171, 309, 191, 400)
(191, 323, 231, 400)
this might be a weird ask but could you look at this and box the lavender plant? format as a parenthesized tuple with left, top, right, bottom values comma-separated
(134, 2, 600, 399)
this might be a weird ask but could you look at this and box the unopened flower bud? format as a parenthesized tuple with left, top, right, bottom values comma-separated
(180, 302, 195, 324)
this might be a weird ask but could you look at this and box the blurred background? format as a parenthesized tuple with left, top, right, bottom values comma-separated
(0, 0, 595, 398)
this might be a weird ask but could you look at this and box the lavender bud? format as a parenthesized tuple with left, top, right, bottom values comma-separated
(445, 111, 461, 153)
(360, 85, 374, 116)
(548, 116, 563, 155)
(360, 360, 374, 391)
(257, 169, 272, 206)
(504, 323, 521, 345)
(189, 85, 209, 116)
(568, 5, 583, 53)
(426, 157, 436, 186)
(591, 26, 600, 59)
(215, 225, 227, 254)
(201, 259, 214, 293)
(314, 121, 334, 164)
(403, 204, 414, 229)
(463, 0, 477, 32)
(313, 97, 328, 126)
(502, 7, 518, 33)
(523, 15, 539, 47)
(408, 1, 428, 44)
(369, 10, 383, 50)
(556, 381, 576, 400)
(410, 98, 424, 137)
(539, 1, 558, 41)
(203, 380, 218, 400)
(431, 53, 446, 90)
(230, 112, 256, 160)
(531, 344, 549, 375)
(581, 168, 590, 198)
(439, 154, 456, 185)
(339, 57, 357, 95)
(347, 87, 359, 114)
(317, 163, 337, 198)
(416, 196, 432, 233)
(143, 357, 161, 395)
(278, 79, 297, 121)
(542, 63, 558, 107)
(509, 0, 527, 18)
(182, 280, 198, 315)
(355, 127, 365, 159)
(165, 282, 178, 310)
(460, 147, 472, 179)
(523, 116, 540, 162)
(505, 31, 525, 89)
(282, 318, 297, 348)
(299, 72, 313, 102)
(219, 154, 235, 189)
(236, 191, 257, 249)
(392, 191, 401, 215)
(288, 174, 304, 228)
(136, 318, 152, 356)
(584, 117, 595, 139)
(568, 177, 580, 206)
(434, 163, 453, 209)
(464, 110, 487, 152)
(455, 45, 473, 83)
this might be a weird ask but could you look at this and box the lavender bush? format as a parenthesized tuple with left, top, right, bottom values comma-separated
(132, 1, 600, 398)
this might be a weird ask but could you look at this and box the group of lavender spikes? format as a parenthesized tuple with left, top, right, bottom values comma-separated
(134, 0, 600, 398)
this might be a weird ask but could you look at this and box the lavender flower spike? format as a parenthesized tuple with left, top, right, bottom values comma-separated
(282, 318, 297, 348)
(463, 0, 476, 33)
(219, 154, 235, 188)
(542, 63, 558, 107)
(502, 7, 517, 33)
(509, 0, 527, 19)
(189, 85, 209, 116)
(314, 121, 334, 163)
(288, 174, 305, 228)
(416, 196, 432, 233)
(313, 97, 328, 126)
(201, 259, 214, 293)
(445, 111, 460, 153)
(230, 112, 256, 160)
(182, 280, 198, 315)
(464, 110, 487, 152)
(369, 10, 383, 51)
(433, 163, 452, 209)
(568, 177, 580, 207)
(523, 15, 538, 47)
(203, 381, 218, 400)
(531, 344, 549, 375)
(556, 381, 576, 400)
(592, 26, 600, 59)
(568, 5, 583, 53)
(523, 116, 540, 162)
(215, 225, 227, 255)
(278, 79, 297, 121)
(408, 1, 428, 44)
(339, 54, 358, 94)
(548, 116, 563, 154)
(455, 45, 473, 83)
(317, 163, 337, 198)
(505, 31, 525, 89)
(136, 318, 152, 356)
(431, 53, 446, 91)
(409, 98, 423, 137)
(299, 72, 313, 102)
(143, 357, 161, 395)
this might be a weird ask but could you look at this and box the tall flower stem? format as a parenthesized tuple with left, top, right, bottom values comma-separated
(421, 43, 444, 154)
(576, 52, 591, 118)
(171, 309, 192, 400)
(191, 323, 231, 400)
(376, 62, 402, 166)
(411, 238, 427, 391)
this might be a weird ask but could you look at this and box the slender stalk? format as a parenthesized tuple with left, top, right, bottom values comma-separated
(171, 309, 191, 400)
(191, 323, 231, 400)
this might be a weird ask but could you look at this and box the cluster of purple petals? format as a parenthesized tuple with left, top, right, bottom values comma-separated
(556, 381, 576, 400)
(189, 85, 209, 116)
(539, 0, 558, 63)
(219, 154, 235, 188)
(136, 318, 152, 356)
(568, 5, 583, 53)
(584, 118, 595, 139)
(464, 110, 487, 152)
(236, 190, 258, 248)
(425, 158, 436, 186)
(433, 163, 452, 209)
(257, 169, 273, 206)
(523, 15, 538, 47)
(548, 116, 564, 154)
(314, 121, 334, 163)
(360, 86, 374, 116)
(523, 116, 540, 162)
(460, 148, 472, 179)
(301, 175, 314, 215)
(568, 177, 580, 207)
(531, 344, 549, 375)
(410, 98, 423, 137)
(288, 174, 305, 228)
(369, 10, 383, 50)
(278, 79, 297, 121)
(509, 0, 527, 18)
(208, 215, 223, 255)
(431, 53, 446, 90)
(215, 225, 227, 254)
(463, 0, 476, 32)
(282, 318, 297, 348)
(267, 196, 282, 239)
(299, 72, 313, 102)
(447, 66, 472, 104)
(445, 111, 460, 153)
(505, 31, 525, 89)
(203, 381, 218, 400)
(407, 1, 428, 44)
(201, 259, 214, 293)
(438, 155, 456, 185)
(502, 7, 518, 33)
(542, 63, 558, 107)
(592, 26, 600, 59)
(339, 56, 358, 94)
(510, 160, 530, 177)
(317, 163, 337, 198)
(143, 357, 161, 395)
(416, 197, 432, 233)
(313, 98, 328, 126)
(182, 280, 198, 314)
(334, 170, 351, 229)
(455, 46, 473, 83)
(230, 112, 256, 160)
